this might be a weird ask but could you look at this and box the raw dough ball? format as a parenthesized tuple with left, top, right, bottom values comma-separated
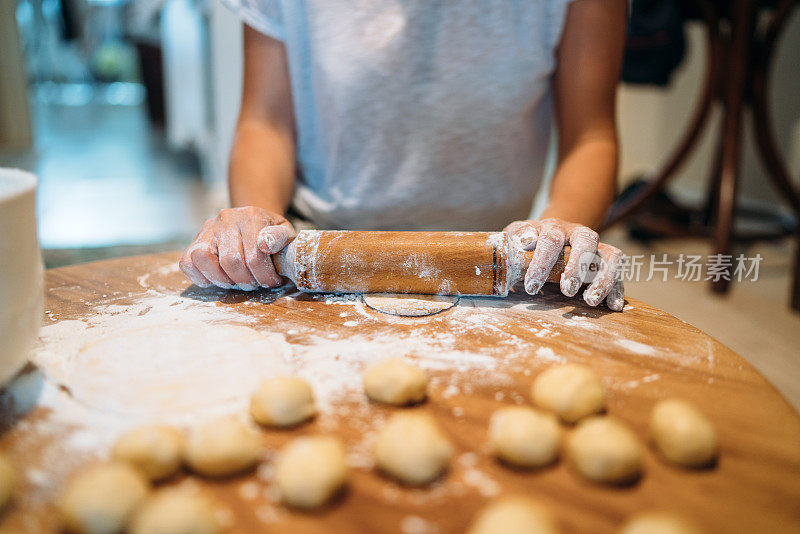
(532, 364, 605, 423)
(57, 462, 150, 534)
(363, 358, 428, 406)
(249, 376, 317, 428)
(111, 425, 184, 481)
(275, 436, 348, 509)
(467, 496, 559, 534)
(567, 416, 643, 484)
(621, 511, 702, 534)
(185, 416, 262, 477)
(0, 454, 16, 509)
(650, 399, 718, 468)
(489, 407, 562, 468)
(375, 413, 453, 485)
(129, 488, 220, 534)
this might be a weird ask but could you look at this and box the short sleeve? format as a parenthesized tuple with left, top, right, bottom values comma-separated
(219, 0, 285, 41)
(545, 0, 575, 50)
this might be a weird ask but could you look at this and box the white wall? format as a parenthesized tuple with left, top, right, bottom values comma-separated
(207, 0, 243, 205)
(161, 0, 208, 151)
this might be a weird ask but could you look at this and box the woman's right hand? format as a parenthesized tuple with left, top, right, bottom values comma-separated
(179, 207, 296, 291)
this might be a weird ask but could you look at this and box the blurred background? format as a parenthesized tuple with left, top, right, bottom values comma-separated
(0, 0, 799, 406)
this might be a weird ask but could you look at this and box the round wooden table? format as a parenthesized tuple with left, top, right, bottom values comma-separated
(1, 253, 799, 533)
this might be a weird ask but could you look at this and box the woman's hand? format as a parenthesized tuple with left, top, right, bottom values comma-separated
(504, 218, 625, 311)
(179, 207, 296, 290)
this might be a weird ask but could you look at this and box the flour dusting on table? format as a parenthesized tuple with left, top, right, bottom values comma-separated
(2, 260, 707, 526)
(614, 338, 657, 355)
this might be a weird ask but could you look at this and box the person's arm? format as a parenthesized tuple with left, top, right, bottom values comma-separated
(504, 0, 627, 310)
(229, 25, 296, 212)
(179, 25, 297, 290)
(543, 0, 625, 227)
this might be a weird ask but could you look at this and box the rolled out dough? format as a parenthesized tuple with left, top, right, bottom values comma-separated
(40, 324, 288, 418)
(361, 294, 459, 317)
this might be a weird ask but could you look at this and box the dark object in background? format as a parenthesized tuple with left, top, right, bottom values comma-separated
(681, 0, 779, 20)
(622, 0, 687, 86)
(132, 38, 165, 127)
(616, 179, 695, 242)
(59, 0, 81, 42)
(621, 0, 782, 87)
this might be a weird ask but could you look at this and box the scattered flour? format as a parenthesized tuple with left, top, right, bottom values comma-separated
(255, 504, 285, 525)
(564, 315, 600, 331)
(618, 373, 661, 390)
(5, 261, 709, 529)
(458, 453, 479, 468)
(239, 481, 261, 501)
(461, 467, 501, 497)
(535, 329, 552, 338)
(402, 515, 439, 534)
(26, 469, 50, 488)
(8, 287, 556, 474)
(29, 293, 285, 426)
(136, 262, 180, 290)
(614, 338, 657, 355)
(441, 385, 460, 398)
(535, 347, 564, 363)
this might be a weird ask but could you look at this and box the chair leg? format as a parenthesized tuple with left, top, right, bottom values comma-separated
(712, 128, 740, 294)
(793, 236, 800, 311)
(711, 0, 757, 293)
(702, 127, 726, 228)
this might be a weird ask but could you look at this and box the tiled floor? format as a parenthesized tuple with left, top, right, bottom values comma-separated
(3, 96, 799, 413)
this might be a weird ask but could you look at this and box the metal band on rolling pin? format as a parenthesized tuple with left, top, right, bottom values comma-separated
(274, 230, 569, 296)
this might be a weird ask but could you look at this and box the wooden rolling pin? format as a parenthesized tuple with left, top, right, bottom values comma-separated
(274, 230, 569, 296)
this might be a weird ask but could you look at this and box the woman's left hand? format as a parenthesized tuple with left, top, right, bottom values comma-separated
(503, 218, 625, 311)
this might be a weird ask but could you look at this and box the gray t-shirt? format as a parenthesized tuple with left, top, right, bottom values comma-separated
(223, 0, 573, 230)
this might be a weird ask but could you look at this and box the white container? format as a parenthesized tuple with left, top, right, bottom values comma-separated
(0, 169, 43, 385)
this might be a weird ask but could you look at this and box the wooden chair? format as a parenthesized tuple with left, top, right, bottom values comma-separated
(604, 0, 800, 310)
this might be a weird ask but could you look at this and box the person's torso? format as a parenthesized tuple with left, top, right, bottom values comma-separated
(280, 0, 571, 230)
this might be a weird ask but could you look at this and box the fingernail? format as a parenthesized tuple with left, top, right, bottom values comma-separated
(236, 283, 256, 291)
(560, 275, 580, 297)
(518, 230, 537, 251)
(609, 294, 624, 311)
(212, 280, 235, 289)
(261, 232, 276, 252)
(584, 288, 602, 306)
(195, 281, 212, 288)
(525, 273, 545, 295)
